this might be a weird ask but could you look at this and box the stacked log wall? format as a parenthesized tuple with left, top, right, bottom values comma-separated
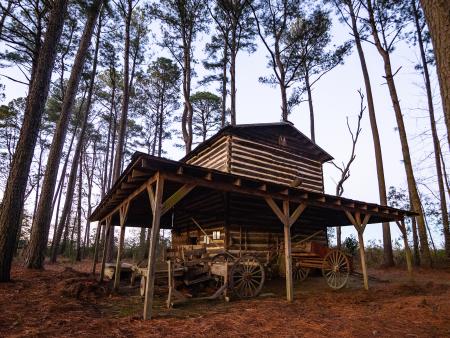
(185, 136, 230, 172)
(229, 136, 324, 192)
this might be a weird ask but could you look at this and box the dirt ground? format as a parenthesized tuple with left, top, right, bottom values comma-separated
(1, 260, 450, 338)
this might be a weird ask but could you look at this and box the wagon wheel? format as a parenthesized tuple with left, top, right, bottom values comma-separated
(293, 264, 310, 281)
(230, 255, 265, 298)
(140, 276, 146, 297)
(322, 249, 350, 290)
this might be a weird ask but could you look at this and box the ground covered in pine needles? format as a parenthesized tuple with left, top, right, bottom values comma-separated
(1, 260, 450, 337)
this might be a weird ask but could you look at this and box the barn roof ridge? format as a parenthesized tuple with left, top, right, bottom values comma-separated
(181, 121, 334, 163)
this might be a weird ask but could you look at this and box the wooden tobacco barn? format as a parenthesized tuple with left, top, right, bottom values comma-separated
(90, 122, 416, 319)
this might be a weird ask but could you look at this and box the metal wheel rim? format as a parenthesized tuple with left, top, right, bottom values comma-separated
(293, 265, 310, 281)
(322, 250, 350, 290)
(230, 255, 265, 298)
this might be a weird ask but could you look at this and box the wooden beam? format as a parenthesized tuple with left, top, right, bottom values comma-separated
(113, 224, 125, 290)
(282, 200, 293, 302)
(114, 202, 130, 291)
(265, 197, 285, 223)
(143, 175, 164, 320)
(100, 174, 158, 222)
(132, 169, 149, 178)
(146, 182, 155, 213)
(289, 203, 307, 227)
(91, 222, 102, 275)
(99, 216, 111, 283)
(396, 220, 413, 276)
(161, 184, 195, 216)
(345, 211, 370, 290)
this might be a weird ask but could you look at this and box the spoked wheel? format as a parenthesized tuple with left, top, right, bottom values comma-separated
(322, 249, 350, 290)
(293, 264, 310, 281)
(230, 255, 265, 298)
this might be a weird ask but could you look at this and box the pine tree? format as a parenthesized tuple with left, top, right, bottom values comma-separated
(151, 0, 209, 154)
(0, 0, 68, 281)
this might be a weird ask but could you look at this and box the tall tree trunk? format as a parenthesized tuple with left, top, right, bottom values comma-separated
(410, 198, 421, 266)
(84, 142, 95, 252)
(25, 0, 103, 269)
(221, 43, 228, 127)
(32, 138, 44, 221)
(0, 0, 67, 281)
(305, 69, 315, 143)
(112, 0, 132, 182)
(181, 34, 193, 154)
(412, 0, 450, 256)
(76, 151, 82, 262)
(367, 0, 432, 267)
(50, 123, 78, 251)
(50, 14, 102, 262)
(139, 227, 146, 260)
(230, 29, 237, 126)
(347, 1, 394, 267)
(101, 82, 114, 198)
(420, 0, 450, 152)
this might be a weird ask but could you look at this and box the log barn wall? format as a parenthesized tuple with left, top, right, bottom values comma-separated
(229, 136, 324, 192)
(176, 123, 331, 256)
(185, 136, 231, 172)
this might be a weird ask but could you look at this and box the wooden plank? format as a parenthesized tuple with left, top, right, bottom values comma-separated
(161, 184, 195, 216)
(91, 222, 102, 275)
(345, 210, 370, 290)
(289, 203, 307, 227)
(146, 183, 155, 214)
(100, 174, 158, 222)
(396, 220, 413, 276)
(143, 175, 164, 320)
(265, 197, 285, 223)
(113, 224, 125, 290)
(283, 200, 294, 302)
(99, 217, 111, 282)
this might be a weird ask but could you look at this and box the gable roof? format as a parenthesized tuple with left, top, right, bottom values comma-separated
(181, 122, 334, 163)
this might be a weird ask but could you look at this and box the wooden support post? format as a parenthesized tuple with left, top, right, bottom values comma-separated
(114, 202, 130, 291)
(166, 260, 173, 309)
(265, 197, 307, 302)
(92, 222, 102, 275)
(345, 211, 370, 290)
(396, 220, 413, 276)
(99, 217, 111, 283)
(357, 230, 368, 290)
(143, 175, 164, 320)
(283, 200, 293, 302)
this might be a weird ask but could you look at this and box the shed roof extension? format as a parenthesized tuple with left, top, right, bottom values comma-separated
(90, 152, 417, 228)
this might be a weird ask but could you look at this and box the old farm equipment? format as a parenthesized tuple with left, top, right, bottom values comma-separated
(282, 231, 353, 290)
(137, 244, 266, 305)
